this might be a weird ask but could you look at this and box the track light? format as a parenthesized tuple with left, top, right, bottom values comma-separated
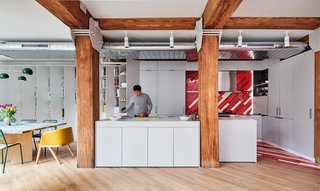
(169, 32, 174, 48)
(237, 31, 243, 47)
(124, 31, 129, 48)
(284, 31, 290, 47)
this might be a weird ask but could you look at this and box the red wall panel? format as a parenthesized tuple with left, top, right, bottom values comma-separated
(186, 71, 253, 115)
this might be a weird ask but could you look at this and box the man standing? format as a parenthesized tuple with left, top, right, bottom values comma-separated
(122, 85, 153, 117)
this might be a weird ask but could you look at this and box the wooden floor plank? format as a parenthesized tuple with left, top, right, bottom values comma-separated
(0, 144, 319, 191)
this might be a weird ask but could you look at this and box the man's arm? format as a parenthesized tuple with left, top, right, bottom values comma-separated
(146, 95, 153, 115)
(123, 97, 134, 113)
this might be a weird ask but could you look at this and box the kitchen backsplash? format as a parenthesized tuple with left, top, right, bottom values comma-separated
(186, 71, 253, 115)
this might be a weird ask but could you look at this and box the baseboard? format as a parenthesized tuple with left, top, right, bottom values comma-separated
(258, 140, 315, 162)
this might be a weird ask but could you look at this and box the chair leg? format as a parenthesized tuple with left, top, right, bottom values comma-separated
(1, 149, 3, 164)
(48, 147, 61, 165)
(19, 144, 24, 164)
(33, 137, 38, 153)
(35, 146, 42, 164)
(44, 148, 47, 156)
(67, 145, 75, 157)
(3, 148, 8, 173)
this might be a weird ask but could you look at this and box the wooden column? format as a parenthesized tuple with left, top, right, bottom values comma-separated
(75, 36, 99, 168)
(315, 51, 320, 165)
(198, 35, 220, 168)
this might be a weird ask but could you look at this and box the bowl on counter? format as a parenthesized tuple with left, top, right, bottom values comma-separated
(108, 116, 122, 121)
(179, 116, 190, 121)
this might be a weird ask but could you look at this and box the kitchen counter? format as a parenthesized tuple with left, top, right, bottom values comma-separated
(219, 118, 257, 162)
(95, 117, 200, 167)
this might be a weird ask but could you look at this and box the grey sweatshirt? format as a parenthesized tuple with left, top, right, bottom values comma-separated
(124, 93, 153, 115)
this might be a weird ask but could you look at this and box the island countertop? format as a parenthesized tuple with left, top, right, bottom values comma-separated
(96, 117, 200, 128)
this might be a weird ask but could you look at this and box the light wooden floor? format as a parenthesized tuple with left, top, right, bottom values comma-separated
(0, 144, 319, 191)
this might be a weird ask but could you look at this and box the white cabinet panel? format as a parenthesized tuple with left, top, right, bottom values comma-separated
(157, 71, 185, 115)
(140, 71, 158, 115)
(261, 116, 268, 140)
(279, 60, 294, 119)
(253, 96, 268, 115)
(96, 127, 122, 167)
(241, 115, 262, 139)
(264, 117, 280, 145)
(148, 128, 173, 166)
(157, 61, 186, 71)
(293, 51, 314, 157)
(268, 64, 280, 117)
(174, 128, 199, 166)
(122, 127, 148, 166)
(36, 66, 50, 122)
(21, 66, 36, 120)
(140, 61, 158, 71)
(280, 119, 294, 149)
(50, 66, 63, 121)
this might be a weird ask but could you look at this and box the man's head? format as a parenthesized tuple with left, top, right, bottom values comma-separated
(133, 85, 142, 96)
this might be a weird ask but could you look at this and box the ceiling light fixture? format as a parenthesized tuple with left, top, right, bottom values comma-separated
(237, 30, 243, 47)
(18, 76, 27, 81)
(170, 32, 174, 48)
(284, 31, 290, 47)
(124, 31, 129, 48)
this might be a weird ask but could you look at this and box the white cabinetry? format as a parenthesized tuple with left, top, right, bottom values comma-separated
(140, 71, 158, 116)
(96, 127, 122, 167)
(293, 51, 314, 157)
(279, 119, 294, 149)
(148, 128, 173, 166)
(268, 64, 280, 117)
(140, 61, 186, 116)
(157, 71, 185, 115)
(174, 128, 200, 166)
(122, 127, 148, 166)
(264, 117, 280, 145)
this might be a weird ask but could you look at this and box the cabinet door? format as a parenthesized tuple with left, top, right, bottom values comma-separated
(157, 61, 186, 71)
(264, 117, 280, 145)
(280, 119, 294, 149)
(293, 51, 314, 157)
(148, 128, 173, 166)
(174, 128, 200, 167)
(140, 61, 158, 71)
(140, 71, 158, 115)
(122, 128, 148, 166)
(268, 64, 280, 117)
(279, 60, 294, 119)
(96, 127, 122, 167)
(261, 116, 268, 140)
(157, 71, 185, 115)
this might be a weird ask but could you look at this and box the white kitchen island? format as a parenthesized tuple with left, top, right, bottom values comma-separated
(219, 117, 257, 162)
(95, 117, 200, 167)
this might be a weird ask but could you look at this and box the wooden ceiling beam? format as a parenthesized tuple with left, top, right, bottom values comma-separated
(203, 0, 243, 29)
(36, 0, 90, 29)
(224, 17, 320, 30)
(97, 18, 199, 30)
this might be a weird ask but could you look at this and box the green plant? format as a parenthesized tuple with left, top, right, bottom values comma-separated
(0, 104, 17, 122)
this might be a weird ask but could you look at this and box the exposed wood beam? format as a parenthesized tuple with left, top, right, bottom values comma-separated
(97, 18, 198, 30)
(315, 51, 320, 165)
(224, 17, 320, 30)
(203, 0, 243, 29)
(76, 36, 100, 168)
(36, 0, 90, 29)
(199, 35, 220, 168)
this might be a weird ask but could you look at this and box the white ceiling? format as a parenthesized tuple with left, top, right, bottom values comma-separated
(81, 0, 208, 18)
(233, 0, 320, 17)
(0, 0, 71, 41)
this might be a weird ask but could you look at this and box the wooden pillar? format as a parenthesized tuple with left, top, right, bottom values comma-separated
(198, 35, 219, 168)
(315, 51, 320, 165)
(75, 36, 100, 168)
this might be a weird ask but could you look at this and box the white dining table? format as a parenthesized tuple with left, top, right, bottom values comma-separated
(0, 122, 67, 163)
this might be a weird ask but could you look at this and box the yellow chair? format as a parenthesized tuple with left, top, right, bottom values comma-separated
(36, 127, 75, 164)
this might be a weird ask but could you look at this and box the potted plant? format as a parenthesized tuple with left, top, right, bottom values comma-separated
(0, 104, 17, 126)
